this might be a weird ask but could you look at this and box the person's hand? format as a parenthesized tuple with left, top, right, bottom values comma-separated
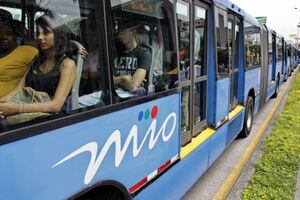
(0, 101, 19, 118)
(80, 48, 89, 60)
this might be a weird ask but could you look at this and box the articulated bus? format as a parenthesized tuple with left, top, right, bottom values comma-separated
(0, 0, 298, 199)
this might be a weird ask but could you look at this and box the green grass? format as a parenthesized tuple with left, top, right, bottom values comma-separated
(242, 71, 300, 200)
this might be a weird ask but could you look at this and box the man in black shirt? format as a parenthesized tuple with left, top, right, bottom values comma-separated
(114, 21, 151, 94)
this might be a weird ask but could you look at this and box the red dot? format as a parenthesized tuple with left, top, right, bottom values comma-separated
(151, 105, 158, 119)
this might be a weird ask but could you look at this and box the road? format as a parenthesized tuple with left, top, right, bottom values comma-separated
(182, 72, 297, 200)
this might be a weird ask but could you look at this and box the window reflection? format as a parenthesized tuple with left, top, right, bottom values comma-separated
(244, 22, 261, 68)
(194, 6, 206, 77)
(216, 11, 229, 74)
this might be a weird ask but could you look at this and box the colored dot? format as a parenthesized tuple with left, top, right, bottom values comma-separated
(138, 111, 143, 121)
(151, 105, 158, 119)
(144, 109, 150, 120)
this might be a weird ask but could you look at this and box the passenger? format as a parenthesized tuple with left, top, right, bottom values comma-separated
(0, 14, 76, 121)
(0, 20, 38, 98)
(113, 20, 151, 96)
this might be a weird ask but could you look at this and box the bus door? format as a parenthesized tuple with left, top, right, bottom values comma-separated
(227, 14, 240, 110)
(192, 1, 208, 137)
(259, 25, 269, 107)
(177, 0, 209, 145)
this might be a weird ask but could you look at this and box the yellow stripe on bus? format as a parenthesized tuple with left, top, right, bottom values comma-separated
(228, 105, 244, 120)
(180, 128, 216, 159)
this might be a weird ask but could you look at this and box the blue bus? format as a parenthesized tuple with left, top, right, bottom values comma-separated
(0, 0, 296, 199)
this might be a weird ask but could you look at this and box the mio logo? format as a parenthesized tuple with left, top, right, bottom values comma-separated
(52, 105, 177, 185)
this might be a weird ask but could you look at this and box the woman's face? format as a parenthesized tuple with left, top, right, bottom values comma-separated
(38, 26, 55, 51)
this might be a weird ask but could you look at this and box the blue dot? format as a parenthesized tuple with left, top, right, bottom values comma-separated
(138, 111, 143, 121)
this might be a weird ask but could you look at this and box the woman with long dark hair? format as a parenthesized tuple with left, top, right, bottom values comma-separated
(0, 14, 76, 121)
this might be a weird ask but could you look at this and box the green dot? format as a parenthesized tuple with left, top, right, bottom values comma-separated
(144, 109, 150, 120)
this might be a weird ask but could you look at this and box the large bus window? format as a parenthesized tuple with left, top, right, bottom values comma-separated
(0, 6, 28, 29)
(194, 6, 207, 77)
(276, 37, 282, 62)
(244, 21, 261, 68)
(288, 45, 291, 57)
(0, 5, 29, 44)
(109, 0, 177, 101)
(177, 0, 191, 82)
(0, 0, 108, 127)
(227, 18, 233, 70)
(216, 8, 229, 75)
(268, 31, 273, 65)
(177, 0, 191, 137)
(193, 5, 207, 133)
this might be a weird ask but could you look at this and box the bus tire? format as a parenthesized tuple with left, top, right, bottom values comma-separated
(239, 96, 253, 138)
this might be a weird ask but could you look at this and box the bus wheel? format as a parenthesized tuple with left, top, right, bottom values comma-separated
(239, 96, 253, 138)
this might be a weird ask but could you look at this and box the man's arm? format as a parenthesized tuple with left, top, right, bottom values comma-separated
(120, 68, 146, 92)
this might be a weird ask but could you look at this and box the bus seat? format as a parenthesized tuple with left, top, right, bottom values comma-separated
(69, 40, 84, 110)
(136, 25, 163, 94)
(136, 26, 154, 94)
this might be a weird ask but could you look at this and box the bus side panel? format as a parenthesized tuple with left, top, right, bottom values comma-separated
(227, 110, 245, 145)
(287, 57, 291, 75)
(244, 68, 260, 115)
(215, 78, 230, 124)
(266, 83, 276, 102)
(208, 124, 227, 166)
(135, 140, 209, 200)
(268, 64, 273, 84)
(276, 62, 282, 82)
(0, 95, 180, 200)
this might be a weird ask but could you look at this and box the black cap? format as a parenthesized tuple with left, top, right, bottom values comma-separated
(114, 18, 139, 33)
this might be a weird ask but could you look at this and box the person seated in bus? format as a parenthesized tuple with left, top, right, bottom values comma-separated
(0, 14, 76, 122)
(113, 20, 151, 97)
(0, 20, 38, 98)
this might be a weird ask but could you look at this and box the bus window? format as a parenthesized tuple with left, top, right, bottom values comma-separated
(244, 21, 261, 68)
(177, 0, 191, 141)
(268, 31, 273, 65)
(177, 0, 191, 82)
(0, 0, 108, 126)
(216, 8, 229, 75)
(0, 6, 28, 29)
(276, 37, 282, 62)
(193, 5, 207, 133)
(0, 5, 29, 44)
(109, 0, 177, 101)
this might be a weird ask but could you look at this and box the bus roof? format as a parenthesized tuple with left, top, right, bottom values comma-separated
(214, 0, 259, 27)
(214, 0, 244, 16)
